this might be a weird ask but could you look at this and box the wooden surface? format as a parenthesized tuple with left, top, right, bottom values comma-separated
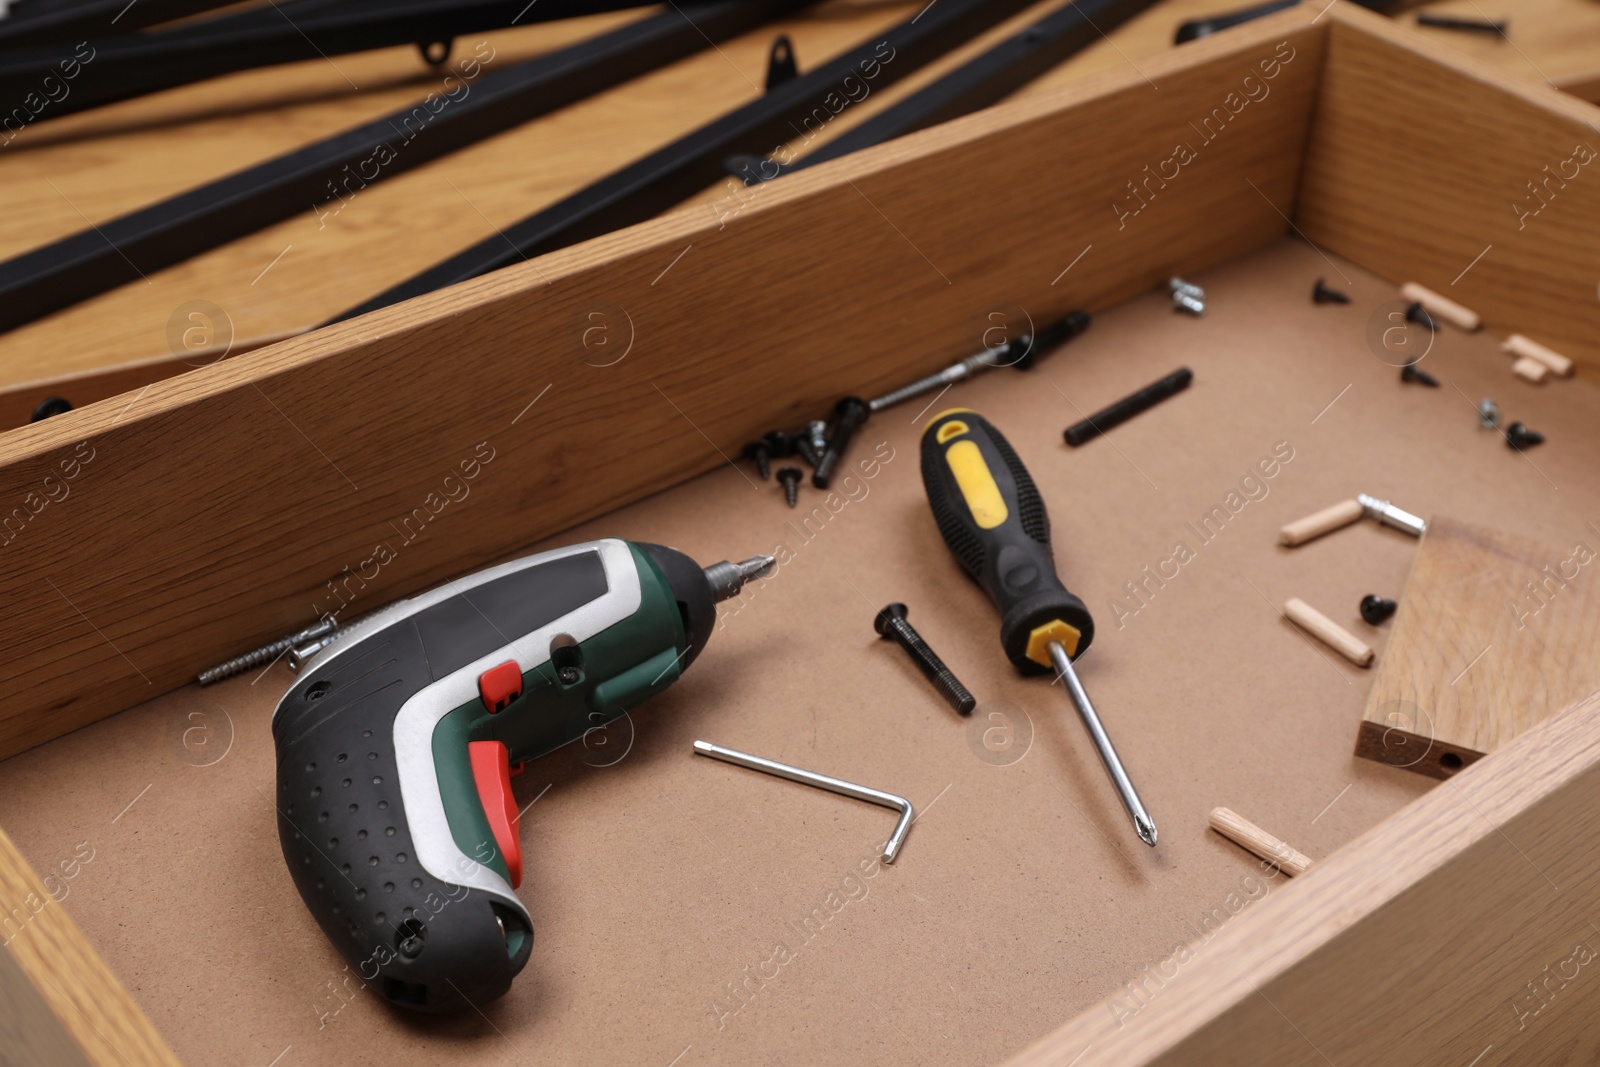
(0, 825, 178, 1067)
(2, 0, 1600, 411)
(1009, 686, 1600, 1066)
(1208, 807, 1314, 876)
(0, 9, 1328, 760)
(1297, 3, 1600, 374)
(3, 232, 1598, 1066)
(1357, 516, 1600, 779)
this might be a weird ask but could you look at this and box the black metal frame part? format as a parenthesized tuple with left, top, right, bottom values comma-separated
(0, 0, 241, 49)
(764, 0, 1162, 181)
(0, 1, 810, 335)
(330, 0, 1049, 323)
(0, 0, 656, 121)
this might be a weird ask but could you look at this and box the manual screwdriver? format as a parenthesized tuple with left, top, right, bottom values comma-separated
(919, 409, 1157, 846)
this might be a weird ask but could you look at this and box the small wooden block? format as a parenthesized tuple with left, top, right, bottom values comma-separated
(1279, 498, 1364, 546)
(1511, 356, 1549, 383)
(1400, 281, 1481, 331)
(1357, 517, 1600, 779)
(1503, 334, 1572, 377)
(1284, 597, 1374, 666)
(1209, 807, 1313, 876)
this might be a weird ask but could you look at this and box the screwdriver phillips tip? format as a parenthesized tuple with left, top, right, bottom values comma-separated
(1136, 814, 1158, 847)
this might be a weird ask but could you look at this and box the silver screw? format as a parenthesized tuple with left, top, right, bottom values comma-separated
(198, 618, 338, 685)
(1172, 290, 1206, 316)
(1478, 398, 1501, 429)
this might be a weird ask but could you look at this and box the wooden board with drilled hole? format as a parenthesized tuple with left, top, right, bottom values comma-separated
(1356, 515, 1600, 778)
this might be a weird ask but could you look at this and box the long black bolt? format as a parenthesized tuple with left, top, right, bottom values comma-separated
(812, 396, 869, 489)
(874, 603, 976, 715)
(1311, 279, 1349, 305)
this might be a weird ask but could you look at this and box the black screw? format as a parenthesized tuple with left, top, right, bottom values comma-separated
(1360, 595, 1397, 625)
(1505, 421, 1545, 450)
(1400, 361, 1439, 387)
(776, 466, 802, 508)
(742, 440, 771, 480)
(874, 603, 976, 716)
(763, 429, 797, 458)
(1311, 279, 1349, 305)
(1404, 301, 1435, 331)
(813, 396, 869, 489)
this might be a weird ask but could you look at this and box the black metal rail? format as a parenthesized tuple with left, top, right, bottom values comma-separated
(0, 0, 243, 48)
(765, 0, 1161, 181)
(0, 0, 656, 120)
(0, 0, 809, 334)
(331, 0, 1047, 323)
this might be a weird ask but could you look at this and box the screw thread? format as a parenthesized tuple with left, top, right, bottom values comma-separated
(889, 619, 976, 714)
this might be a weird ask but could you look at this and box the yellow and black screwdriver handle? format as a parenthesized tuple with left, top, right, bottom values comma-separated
(919, 409, 1094, 674)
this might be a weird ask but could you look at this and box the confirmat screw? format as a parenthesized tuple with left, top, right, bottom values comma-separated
(1311, 278, 1350, 304)
(1360, 595, 1397, 625)
(1478, 398, 1501, 429)
(873, 603, 977, 715)
(812, 396, 869, 489)
(1400, 361, 1439, 387)
(1505, 421, 1545, 450)
(776, 466, 802, 508)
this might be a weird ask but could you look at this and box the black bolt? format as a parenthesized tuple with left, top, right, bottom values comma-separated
(741, 440, 771, 480)
(1360, 595, 1397, 626)
(1400, 361, 1439, 387)
(874, 603, 977, 716)
(1311, 279, 1349, 305)
(1404, 301, 1435, 331)
(1505, 421, 1545, 450)
(812, 396, 869, 489)
(776, 466, 802, 508)
(30, 396, 72, 422)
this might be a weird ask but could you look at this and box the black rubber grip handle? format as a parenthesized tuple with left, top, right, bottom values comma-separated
(919, 410, 1093, 674)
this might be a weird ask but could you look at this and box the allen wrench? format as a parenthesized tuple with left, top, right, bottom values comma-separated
(692, 741, 914, 863)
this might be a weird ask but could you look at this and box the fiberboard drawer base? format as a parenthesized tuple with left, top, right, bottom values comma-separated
(4, 237, 1600, 1065)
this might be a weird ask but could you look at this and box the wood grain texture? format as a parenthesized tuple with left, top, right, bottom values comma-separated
(1208, 807, 1312, 876)
(1296, 3, 1600, 374)
(0, 8, 1327, 760)
(1356, 516, 1600, 779)
(0, 825, 178, 1067)
(1008, 686, 1600, 1066)
(6, 0, 1600, 412)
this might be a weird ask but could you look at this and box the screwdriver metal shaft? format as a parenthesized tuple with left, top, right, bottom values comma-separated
(1047, 641, 1157, 846)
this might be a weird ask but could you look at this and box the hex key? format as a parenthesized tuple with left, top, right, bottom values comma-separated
(693, 740, 914, 863)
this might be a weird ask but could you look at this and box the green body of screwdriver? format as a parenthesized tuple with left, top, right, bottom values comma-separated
(919, 408, 1157, 847)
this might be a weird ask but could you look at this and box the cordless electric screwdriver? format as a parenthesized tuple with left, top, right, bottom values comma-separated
(271, 538, 773, 1013)
(919, 409, 1157, 846)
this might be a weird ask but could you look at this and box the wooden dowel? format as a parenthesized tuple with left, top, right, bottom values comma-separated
(1209, 807, 1313, 876)
(1503, 334, 1572, 377)
(1279, 498, 1364, 546)
(1400, 282, 1481, 331)
(1284, 597, 1375, 666)
(1511, 356, 1549, 384)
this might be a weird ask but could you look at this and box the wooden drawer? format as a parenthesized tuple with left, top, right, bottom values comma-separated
(1, 4, 1599, 1064)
